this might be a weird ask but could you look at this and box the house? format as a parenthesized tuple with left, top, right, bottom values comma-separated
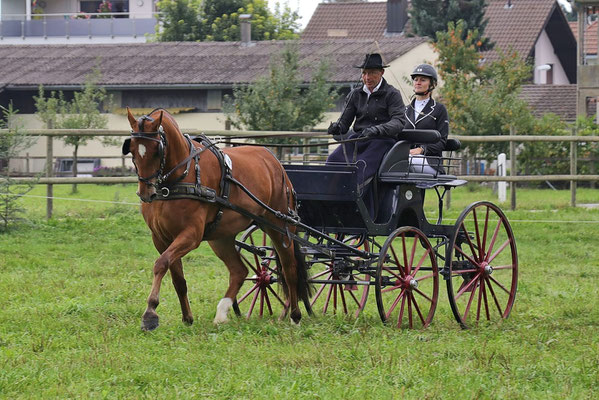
(303, 0, 582, 121)
(0, 35, 435, 173)
(0, 0, 156, 44)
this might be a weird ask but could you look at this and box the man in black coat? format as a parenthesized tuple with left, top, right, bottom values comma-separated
(326, 53, 406, 188)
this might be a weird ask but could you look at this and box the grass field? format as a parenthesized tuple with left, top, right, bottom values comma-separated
(1, 184, 598, 399)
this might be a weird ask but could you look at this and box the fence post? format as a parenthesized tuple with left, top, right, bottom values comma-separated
(497, 153, 507, 203)
(46, 129, 53, 219)
(509, 127, 517, 210)
(570, 126, 577, 207)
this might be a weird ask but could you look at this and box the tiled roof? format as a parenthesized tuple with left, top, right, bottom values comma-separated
(0, 38, 427, 88)
(519, 84, 577, 121)
(569, 20, 598, 55)
(483, 0, 557, 62)
(302, 2, 388, 40)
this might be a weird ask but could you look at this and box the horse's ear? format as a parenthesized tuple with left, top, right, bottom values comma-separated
(126, 107, 137, 131)
(157, 111, 164, 130)
(122, 138, 131, 155)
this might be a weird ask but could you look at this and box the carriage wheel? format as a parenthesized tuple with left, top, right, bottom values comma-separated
(375, 227, 439, 329)
(308, 235, 371, 318)
(234, 225, 288, 319)
(446, 201, 518, 328)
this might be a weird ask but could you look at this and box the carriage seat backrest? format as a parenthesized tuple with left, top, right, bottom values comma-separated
(378, 129, 442, 175)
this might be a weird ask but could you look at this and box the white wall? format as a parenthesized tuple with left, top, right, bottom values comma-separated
(534, 29, 569, 84)
(387, 42, 439, 104)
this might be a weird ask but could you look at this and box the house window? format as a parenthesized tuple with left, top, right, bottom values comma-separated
(545, 64, 553, 84)
(80, 1, 129, 16)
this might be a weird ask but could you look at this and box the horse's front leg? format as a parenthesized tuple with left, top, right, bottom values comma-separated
(142, 231, 200, 331)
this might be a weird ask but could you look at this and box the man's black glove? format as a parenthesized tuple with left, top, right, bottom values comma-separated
(328, 122, 341, 136)
(361, 126, 380, 137)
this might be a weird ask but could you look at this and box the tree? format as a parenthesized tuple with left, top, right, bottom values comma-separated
(411, 0, 492, 49)
(204, 0, 299, 41)
(155, 0, 202, 42)
(0, 103, 36, 232)
(435, 20, 535, 160)
(34, 70, 111, 193)
(225, 44, 336, 156)
(155, 0, 300, 42)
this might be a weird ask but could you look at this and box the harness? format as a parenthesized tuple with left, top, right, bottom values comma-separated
(154, 134, 231, 236)
(129, 113, 298, 242)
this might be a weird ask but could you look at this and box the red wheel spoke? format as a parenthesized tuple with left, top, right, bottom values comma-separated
(390, 244, 407, 278)
(408, 236, 418, 274)
(493, 264, 514, 271)
(323, 284, 334, 313)
(488, 239, 511, 264)
(484, 276, 504, 316)
(347, 288, 361, 308)
(481, 278, 490, 320)
(310, 280, 328, 308)
(381, 283, 402, 294)
(239, 253, 260, 274)
(311, 269, 332, 280)
(455, 271, 482, 300)
(266, 284, 286, 306)
(451, 268, 479, 276)
(413, 287, 434, 303)
(339, 286, 349, 314)
(386, 288, 405, 320)
(476, 278, 484, 321)
(382, 264, 403, 282)
(396, 294, 407, 328)
(489, 275, 511, 295)
(472, 208, 483, 262)
(454, 244, 480, 267)
(237, 283, 259, 304)
(416, 272, 436, 282)
(410, 292, 426, 326)
(481, 207, 490, 261)
(462, 280, 478, 321)
(485, 220, 503, 262)
(460, 222, 479, 262)
(407, 293, 414, 328)
(247, 287, 260, 318)
(411, 248, 431, 277)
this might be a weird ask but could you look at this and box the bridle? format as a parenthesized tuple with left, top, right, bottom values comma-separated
(129, 115, 169, 188)
(126, 113, 209, 201)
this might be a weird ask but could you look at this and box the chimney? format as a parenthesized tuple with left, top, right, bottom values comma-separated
(387, 0, 409, 35)
(240, 14, 252, 46)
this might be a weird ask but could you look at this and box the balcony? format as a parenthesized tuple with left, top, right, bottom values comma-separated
(0, 12, 157, 44)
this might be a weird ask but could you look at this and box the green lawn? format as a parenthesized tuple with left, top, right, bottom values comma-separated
(0, 184, 598, 398)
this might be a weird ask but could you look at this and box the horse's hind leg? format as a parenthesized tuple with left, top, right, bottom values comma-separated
(265, 228, 301, 324)
(170, 258, 193, 325)
(208, 237, 248, 324)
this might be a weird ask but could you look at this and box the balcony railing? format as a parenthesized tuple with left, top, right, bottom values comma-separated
(0, 12, 157, 41)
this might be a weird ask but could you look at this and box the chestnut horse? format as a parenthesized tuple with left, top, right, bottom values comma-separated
(122, 108, 311, 330)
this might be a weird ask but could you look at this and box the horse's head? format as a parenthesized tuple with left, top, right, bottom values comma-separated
(123, 107, 166, 203)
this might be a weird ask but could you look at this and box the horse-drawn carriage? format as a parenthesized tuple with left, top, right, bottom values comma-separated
(234, 129, 518, 329)
(124, 108, 517, 331)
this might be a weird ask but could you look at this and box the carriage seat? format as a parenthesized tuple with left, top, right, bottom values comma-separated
(378, 130, 460, 183)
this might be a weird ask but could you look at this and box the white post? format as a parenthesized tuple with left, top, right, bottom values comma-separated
(497, 153, 507, 203)
(25, 0, 32, 21)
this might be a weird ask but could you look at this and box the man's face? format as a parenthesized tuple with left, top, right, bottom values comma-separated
(362, 68, 384, 92)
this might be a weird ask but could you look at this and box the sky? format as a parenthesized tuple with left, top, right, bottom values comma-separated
(268, 0, 322, 29)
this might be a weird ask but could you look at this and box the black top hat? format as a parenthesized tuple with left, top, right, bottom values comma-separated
(353, 53, 389, 69)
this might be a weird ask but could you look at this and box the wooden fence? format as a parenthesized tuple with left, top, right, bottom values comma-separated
(1, 129, 599, 218)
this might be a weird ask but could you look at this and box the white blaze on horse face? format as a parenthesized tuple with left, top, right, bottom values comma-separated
(214, 297, 233, 324)
(138, 143, 147, 158)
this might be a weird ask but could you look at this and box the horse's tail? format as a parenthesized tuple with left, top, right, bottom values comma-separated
(294, 239, 314, 309)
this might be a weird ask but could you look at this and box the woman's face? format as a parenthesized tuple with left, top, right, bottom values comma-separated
(412, 75, 432, 95)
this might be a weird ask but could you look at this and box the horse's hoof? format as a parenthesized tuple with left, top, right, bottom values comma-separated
(213, 315, 229, 325)
(141, 312, 159, 331)
(290, 310, 302, 325)
(183, 316, 194, 326)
